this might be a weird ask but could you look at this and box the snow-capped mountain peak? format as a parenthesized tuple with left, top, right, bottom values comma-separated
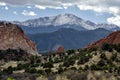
(53, 14, 83, 26)
(13, 14, 120, 31)
(15, 14, 96, 30)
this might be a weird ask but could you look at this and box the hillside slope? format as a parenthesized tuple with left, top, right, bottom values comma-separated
(27, 28, 111, 52)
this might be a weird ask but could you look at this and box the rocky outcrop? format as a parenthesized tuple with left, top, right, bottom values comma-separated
(0, 22, 38, 55)
(57, 46, 64, 53)
(87, 30, 120, 48)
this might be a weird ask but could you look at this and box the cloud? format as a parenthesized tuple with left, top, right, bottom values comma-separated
(0, 2, 9, 10)
(1, 0, 120, 26)
(107, 16, 120, 26)
(4, 6, 8, 10)
(1, 0, 120, 13)
(13, 11, 18, 15)
(1, 0, 120, 14)
(35, 5, 62, 9)
(0, 2, 6, 6)
(35, 5, 46, 9)
(27, 6, 32, 8)
(22, 10, 37, 16)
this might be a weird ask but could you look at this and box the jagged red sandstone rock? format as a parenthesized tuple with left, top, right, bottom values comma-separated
(87, 30, 120, 48)
(0, 22, 38, 55)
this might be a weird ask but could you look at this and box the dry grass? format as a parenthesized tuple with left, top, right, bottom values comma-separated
(1, 61, 17, 69)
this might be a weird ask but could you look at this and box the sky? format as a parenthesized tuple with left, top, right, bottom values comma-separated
(0, 0, 120, 26)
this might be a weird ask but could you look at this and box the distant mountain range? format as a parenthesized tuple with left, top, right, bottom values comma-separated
(10, 14, 120, 52)
(27, 28, 112, 52)
(13, 14, 120, 34)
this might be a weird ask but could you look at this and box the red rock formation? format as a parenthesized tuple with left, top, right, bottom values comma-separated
(57, 46, 64, 53)
(0, 22, 38, 55)
(87, 30, 120, 48)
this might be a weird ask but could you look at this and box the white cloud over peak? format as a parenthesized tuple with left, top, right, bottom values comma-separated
(22, 10, 37, 16)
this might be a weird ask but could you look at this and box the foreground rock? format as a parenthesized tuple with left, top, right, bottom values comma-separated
(0, 22, 38, 55)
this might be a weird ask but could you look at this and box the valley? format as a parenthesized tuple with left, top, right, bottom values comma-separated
(27, 28, 111, 52)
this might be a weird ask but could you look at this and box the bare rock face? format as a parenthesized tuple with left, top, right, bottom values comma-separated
(87, 30, 120, 48)
(0, 22, 38, 55)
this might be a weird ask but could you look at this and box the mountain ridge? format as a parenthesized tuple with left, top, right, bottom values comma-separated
(13, 14, 120, 34)
(27, 28, 111, 52)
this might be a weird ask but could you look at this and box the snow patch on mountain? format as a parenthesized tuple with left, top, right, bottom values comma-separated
(96, 24, 120, 31)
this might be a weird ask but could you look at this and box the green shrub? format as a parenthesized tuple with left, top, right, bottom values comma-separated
(45, 68, 52, 74)
(43, 62, 53, 68)
(3, 66, 13, 74)
(100, 53, 107, 60)
(84, 65, 89, 70)
(101, 43, 113, 52)
(63, 58, 75, 67)
(77, 56, 89, 65)
(7, 77, 14, 80)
